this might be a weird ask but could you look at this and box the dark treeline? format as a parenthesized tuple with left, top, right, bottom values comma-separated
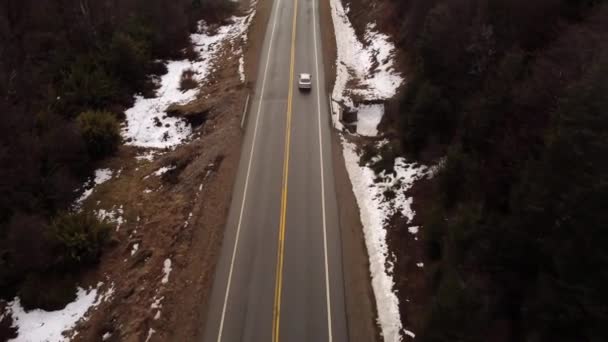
(0, 0, 231, 310)
(386, 0, 608, 341)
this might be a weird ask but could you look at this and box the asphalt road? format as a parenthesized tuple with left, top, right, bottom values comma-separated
(202, 0, 348, 340)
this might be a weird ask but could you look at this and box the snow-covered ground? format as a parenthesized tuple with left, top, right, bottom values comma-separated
(6, 283, 114, 342)
(238, 56, 246, 83)
(328, 0, 436, 340)
(122, 6, 256, 148)
(153, 165, 176, 177)
(329, 0, 403, 129)
(356, 104, 384, 136)
(161, 259, 172, 284)
(73, 169, 113, 208)
(342, 140, 432, 341)
(97, 205, 125, 231)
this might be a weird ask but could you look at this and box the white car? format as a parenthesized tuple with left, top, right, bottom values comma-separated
(298, 73, 312, 90)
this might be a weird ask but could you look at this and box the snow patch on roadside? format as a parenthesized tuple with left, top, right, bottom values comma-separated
(150, 296, 163, 310)
(122, 5, 256, 148)
(329, 0, 403, 128)
(238, 55, 246, 83)
(6, 283, 114, 342)
(136, 150, 161, 162)
(93, 169, 113, 185)
(97, 205, 125, 231)
(150, 294, 164, 326)
(122, 60, 195, 148)
(131, 243, 139, 256)
(356, 104, 384, 136)
(161, 259, 172, 284)
(342, 139, 431, 342)
(74, 169, 113, 208)
(145, 328, 156, 342)
(153, 165, 175, 176)
(404, 329, 416, 339)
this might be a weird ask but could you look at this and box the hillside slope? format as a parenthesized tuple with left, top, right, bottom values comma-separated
(379, 0, 608, 341)
(331, 0, 608, 341)
(0, 0, 264, 340)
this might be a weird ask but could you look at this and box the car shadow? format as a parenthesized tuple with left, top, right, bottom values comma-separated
(298, 88, 312, 95)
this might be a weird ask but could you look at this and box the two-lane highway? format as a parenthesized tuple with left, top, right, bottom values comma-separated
(202, 0, 347, 339)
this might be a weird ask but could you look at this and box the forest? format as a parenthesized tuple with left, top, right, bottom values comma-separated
(2, 0, 607, 340)
(384, 0, 608, 340)
(0, 0, 231, 310)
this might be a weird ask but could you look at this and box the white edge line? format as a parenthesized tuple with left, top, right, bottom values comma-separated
(240, 94, 250, 129)
(312, 0, 333, 340)
(216, 0, 283, 339)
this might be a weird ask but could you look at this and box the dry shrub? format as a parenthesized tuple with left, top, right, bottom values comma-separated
(77, 110, 121, 160)
(18, 273, 77, 311)
(51, 212, 111, 268)
(179, 68, 198, 91)
(183, 44, 198, 61)
(0, 305, 17, 341)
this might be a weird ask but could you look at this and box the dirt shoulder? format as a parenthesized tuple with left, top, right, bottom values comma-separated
(319, 0, 336, 90)
(245, 0, 273, 91)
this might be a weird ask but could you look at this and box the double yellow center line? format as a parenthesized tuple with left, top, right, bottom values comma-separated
(272, 0, 298, 340)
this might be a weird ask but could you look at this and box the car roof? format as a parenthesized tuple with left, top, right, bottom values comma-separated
(300, 73, 311, 79)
